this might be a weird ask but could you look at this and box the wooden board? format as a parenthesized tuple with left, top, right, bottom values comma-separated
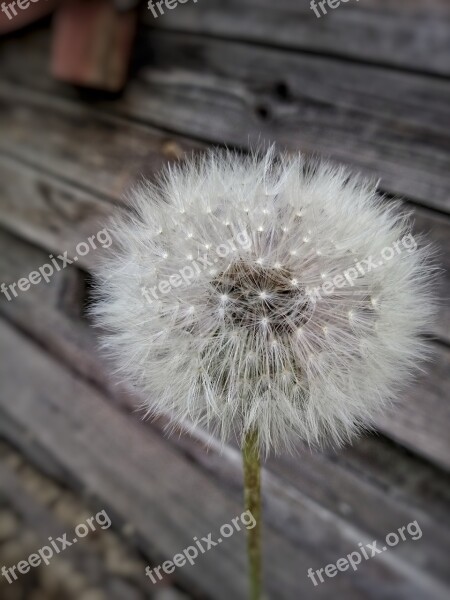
(0, 303, 448, 599)
(0, 105, 448, 344)
(142, 0, 450, 77)
(0, 219, 449, 535)
(0, 16, 448, 599)
(0, 126, 448, 471)
(0, 29, 449, 212)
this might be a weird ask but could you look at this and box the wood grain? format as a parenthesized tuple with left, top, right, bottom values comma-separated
(0, 129, 448, 472)
(0, 115, 448, 344)
(0, 189, 449, 471)
(0, 13, 448, 600)
(0, 30, 449, 212)
(142, 0, 450, 77)
(0, 313, 448, 599)
(0, 224, 448, 595)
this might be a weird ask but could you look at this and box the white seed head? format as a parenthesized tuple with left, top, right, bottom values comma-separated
(94, 149, 436, 455)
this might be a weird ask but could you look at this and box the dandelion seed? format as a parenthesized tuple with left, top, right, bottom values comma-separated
(94, 148, 436, 454)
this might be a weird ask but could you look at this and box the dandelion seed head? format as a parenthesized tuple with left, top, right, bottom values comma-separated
(94, 148, 436, 455)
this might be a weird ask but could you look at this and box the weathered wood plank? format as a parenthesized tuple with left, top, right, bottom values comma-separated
(4, 318, 448, 599)
(0, 88, 196, 205)
(0, 158, 114, 272)
(375, 345, 450, 472)
(412, 207, 450, 344)
(162, 424, 450, 588)
(0, 227, 449, 597)
(0, 320, 273, 600)
(126, 31, 450, 212)
(0, 220, 445, 564)
(325, 435, 450, 524)
(0, 30, 449, 212)
(1, 224, 449, 517)
(142, 0, 450, 77)
(0, 141, 448, 470)
(0, 17, 447, 598)
(0, 122, 448, 344)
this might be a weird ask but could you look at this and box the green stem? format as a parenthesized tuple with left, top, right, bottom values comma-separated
(243, 429, 262, 600)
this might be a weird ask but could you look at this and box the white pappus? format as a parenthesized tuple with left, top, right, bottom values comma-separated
(94, 148, 436, 455)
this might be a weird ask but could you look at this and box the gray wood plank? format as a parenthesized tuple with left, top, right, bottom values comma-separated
(0, 87, 195, 206)
(0, 30, 449, 212)
(0, 224, 448, 512)
(141, 0, 450, 76)
(3, 318, 448, 599)
(0, 227, 449, 598)
(125, 31, 450, 212)
(159, 423, 450, 588)
(0, 167, 448, 467)
(375, 346, 450, 471)
(0, 123, 448, 344)
(0, 320, 275, 600)
(0, 143, 448, 470)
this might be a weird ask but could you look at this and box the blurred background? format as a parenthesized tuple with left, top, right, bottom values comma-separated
(0, 1, 449, 599)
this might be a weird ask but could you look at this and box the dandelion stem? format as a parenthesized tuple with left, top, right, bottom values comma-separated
(243, 429, 262, 600)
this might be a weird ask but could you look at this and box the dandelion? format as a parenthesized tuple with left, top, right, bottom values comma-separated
(94, 148, 435, 600)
